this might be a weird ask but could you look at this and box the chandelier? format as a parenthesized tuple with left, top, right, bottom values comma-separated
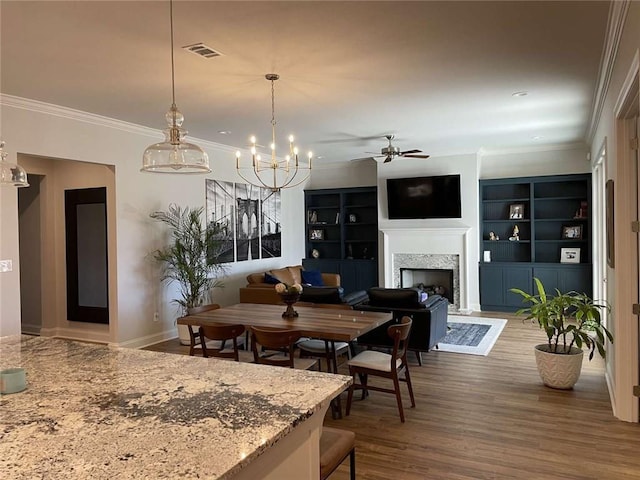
(141, 0, 210, 174)
(235, 74, 312, 192)
(0, 141, 29, 187)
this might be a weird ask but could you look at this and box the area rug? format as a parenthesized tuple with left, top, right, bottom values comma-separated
(437, 316, 507, 356)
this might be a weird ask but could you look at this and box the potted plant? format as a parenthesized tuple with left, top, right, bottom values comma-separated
(510, 277, 612, 389)
(150, 204, 227, 344)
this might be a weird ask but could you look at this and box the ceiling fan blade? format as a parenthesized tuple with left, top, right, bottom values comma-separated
(402, 154, 431, 159)
(400, 149, 422, 155)
(383, 156, 392, 163)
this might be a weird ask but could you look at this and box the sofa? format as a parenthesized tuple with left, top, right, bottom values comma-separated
(354, 287, 449, 364)
(239, 264, 341, 305)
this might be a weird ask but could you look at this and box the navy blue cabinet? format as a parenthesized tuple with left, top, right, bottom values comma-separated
(304, 187, 378, 294)
(479, 174, 592, 311)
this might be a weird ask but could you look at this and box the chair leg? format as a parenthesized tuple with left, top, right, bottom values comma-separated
(405, 365, 416, 408)
(345, 376, 354, 417)
(392, 373, 405, 423)
(349, 447, 356, 480)
(360, 373, 368, 400)
(415, 350, 422, 365)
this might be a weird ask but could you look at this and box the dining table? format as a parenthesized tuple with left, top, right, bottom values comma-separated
(178, 302, 393, 417)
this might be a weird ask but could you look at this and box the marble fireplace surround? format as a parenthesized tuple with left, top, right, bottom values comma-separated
(395, 254, 460, 310)
(381, 227, 472, 314)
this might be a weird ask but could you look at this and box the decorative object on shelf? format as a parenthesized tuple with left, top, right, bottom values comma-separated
(574, 200, 588, 219)
(489, 231, 499, 241)
(310, 229, 324, 240)
(346, 244, 354, 259)
(510, 277, 612, 389)
(311, 248, 320, 259)
(275, 282, 303, 318)
(308, 210, 318, 224)
(348, 213, 357, 223)
(561, 225, 582, 239)
(560, 247, 580, 264)
(508, 225, 519, 241)
(141, 0, 210, 174)
(509, 203, 524, 219)
(235, 73, 312, 192)
(335, 212, 340, 224)
(0, 141, 29, 187)
(606, 180, 614, 268)
(362, 247, 368, 259)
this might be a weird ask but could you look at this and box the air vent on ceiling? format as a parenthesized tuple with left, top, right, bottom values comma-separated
(182, 43, 223, 59)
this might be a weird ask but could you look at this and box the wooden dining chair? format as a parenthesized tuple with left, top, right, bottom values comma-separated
(345, 316, 415, 422)
(187, 304, 246, 356)
(199, 324, 253, 362)
(320, 426, 356, 480)
(298, 303, 354, 372)
(250, 326, 318, 370)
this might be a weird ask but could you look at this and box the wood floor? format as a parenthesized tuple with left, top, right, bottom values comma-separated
(144, 312, 640, 480)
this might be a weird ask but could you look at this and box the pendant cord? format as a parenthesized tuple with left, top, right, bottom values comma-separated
(170, 0, 176, 107)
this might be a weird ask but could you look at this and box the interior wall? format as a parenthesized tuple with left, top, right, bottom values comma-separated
(589, 1, 640, 422)
(0, 98, 305, 347)
(479, 145, 590, 179)
(377, 153, 481, 311)
(17, 174, 43, 335)
(307, 159, 377, 189)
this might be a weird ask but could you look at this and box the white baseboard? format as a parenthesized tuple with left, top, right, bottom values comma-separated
(40, 327, 111, 344)
(114, 330, 178, 349)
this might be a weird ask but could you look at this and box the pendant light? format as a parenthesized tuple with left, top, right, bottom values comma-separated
(0, 141, 29, 187)
(235, 74, 312, 192)
(141, 0, 210, 174)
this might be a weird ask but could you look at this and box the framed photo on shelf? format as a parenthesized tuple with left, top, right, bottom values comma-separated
(309, 229, 324, 240)
(560, 247, 580, 264)
(562, 225, 582, 239)
(509, 203, 524, 219)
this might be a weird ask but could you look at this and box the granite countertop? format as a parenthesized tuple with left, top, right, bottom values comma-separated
(0, 335, 351, 479)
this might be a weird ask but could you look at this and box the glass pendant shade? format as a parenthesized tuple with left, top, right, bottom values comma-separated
(141, 0, 210, 174)
(142, 105, 210, 173)
(0, 141, 29, 187)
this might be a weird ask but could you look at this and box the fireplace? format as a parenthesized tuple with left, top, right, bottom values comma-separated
(392, 253, 460, 311)
(400, 268, 454, 304)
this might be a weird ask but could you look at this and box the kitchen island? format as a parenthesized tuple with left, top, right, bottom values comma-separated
(0, 335, 351, 479)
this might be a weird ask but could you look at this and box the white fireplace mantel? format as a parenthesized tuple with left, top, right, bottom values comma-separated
(380, 226, 473, 314)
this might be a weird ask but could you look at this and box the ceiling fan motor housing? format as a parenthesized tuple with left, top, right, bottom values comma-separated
(382, 145, 400, 156)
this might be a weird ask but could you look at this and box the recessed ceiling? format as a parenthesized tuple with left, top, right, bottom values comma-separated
(0, 1, 610, 164)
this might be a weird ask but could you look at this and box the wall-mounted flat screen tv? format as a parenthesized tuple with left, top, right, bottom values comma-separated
(386, 174, 462, 219)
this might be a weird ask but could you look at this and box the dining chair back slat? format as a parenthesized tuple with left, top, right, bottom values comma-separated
(199, 323, 246, 361)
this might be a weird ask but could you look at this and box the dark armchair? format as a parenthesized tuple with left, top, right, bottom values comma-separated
(355, 287, 449, 364)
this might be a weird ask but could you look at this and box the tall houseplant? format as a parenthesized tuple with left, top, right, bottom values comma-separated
(150, 204, 227, 343)
(510, 277, 612, 389)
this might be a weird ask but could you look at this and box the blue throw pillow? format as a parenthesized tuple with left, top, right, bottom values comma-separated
(264, 272, 281, 284)
(301, 270, 324, 287)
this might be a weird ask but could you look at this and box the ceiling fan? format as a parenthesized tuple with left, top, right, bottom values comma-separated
(365, 134, 430, 163)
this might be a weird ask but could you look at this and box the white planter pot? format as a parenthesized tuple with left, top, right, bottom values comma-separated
(534, 344, 584, 389)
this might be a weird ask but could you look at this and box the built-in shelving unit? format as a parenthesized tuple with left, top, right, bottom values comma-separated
(479, 174, 592, 311)
(303, 187, 378, 294)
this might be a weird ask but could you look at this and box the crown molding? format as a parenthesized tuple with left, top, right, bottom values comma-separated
(586, 0, 630, 143)
(478, 142, 586, 157)
(0, 94, 238, 153)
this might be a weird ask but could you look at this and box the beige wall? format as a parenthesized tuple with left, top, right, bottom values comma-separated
(0, 99, 306, 346)
(590, 2, 640, 423)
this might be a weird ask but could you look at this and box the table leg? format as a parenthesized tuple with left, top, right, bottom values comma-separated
(328, 340, 343, 419)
